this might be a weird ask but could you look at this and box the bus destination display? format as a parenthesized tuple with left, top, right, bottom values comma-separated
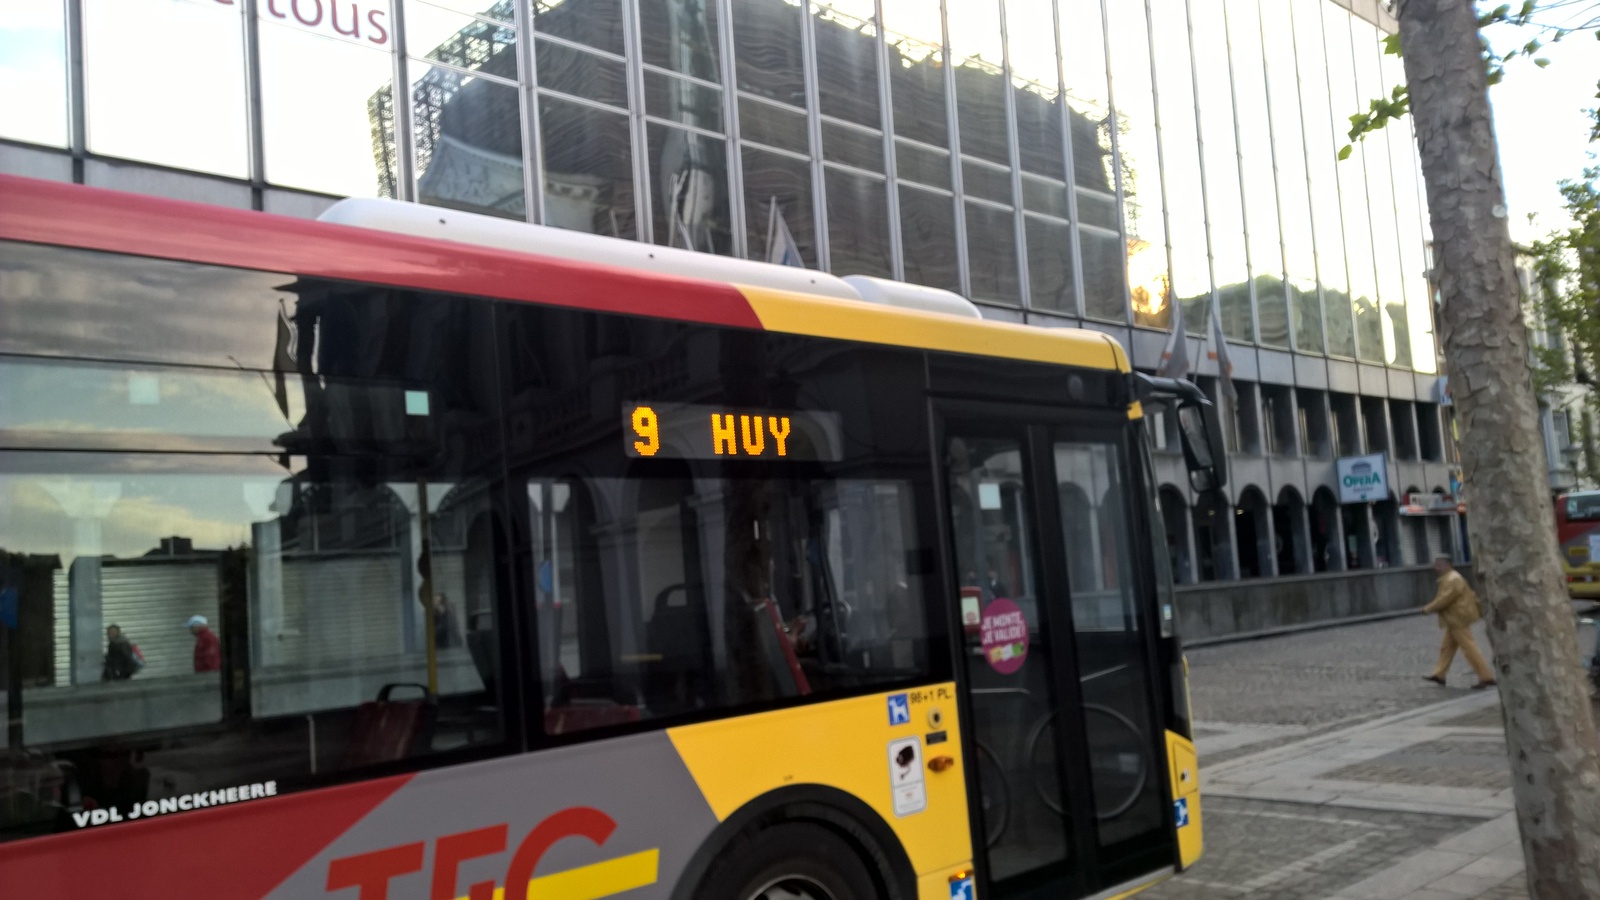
(623, 403, 841, 461)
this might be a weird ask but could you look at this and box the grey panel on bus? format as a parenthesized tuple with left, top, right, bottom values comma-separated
(266, 731, 719, 899)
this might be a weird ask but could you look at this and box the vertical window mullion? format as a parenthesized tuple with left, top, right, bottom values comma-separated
(997, 0, 1030, 307)
(800, 0, 829, 271)
(622, 0, 652, 242)
(874, 0, 905, 281)
(1097, 0, 1129, 324)
(65, 0, 86, 182)
(391, 0, 417, 202)
(242, 0, 266, 201)
(717, 0, 747, 259)
(940, 0, 971, 298)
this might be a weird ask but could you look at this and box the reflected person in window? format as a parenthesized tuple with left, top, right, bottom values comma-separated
(187, 615, 221, 674)
(101, 625, 139, 681)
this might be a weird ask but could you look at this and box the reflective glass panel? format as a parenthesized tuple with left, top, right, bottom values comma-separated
(814, 0, 883, 128)
(537, 38, 628, 108)
(825, 167, 893, 278)
(648, 122, 733, 254)
(1295, 0, 1352, 356)
(883, 0, 948, 149)
(407, 1, 517, 73)
(1324, 5, 1379, 363)
(1106, 0, 1170, 330)
(416, 0, 514, 22)
(639, 0, 722, 82)
(84, 0, 248, 178)
(530, 0, 624, 56)
(1385, 52, 1437, 372)
(1007, 0, 1068, 209)
(734, 0, 807, 108)
(740, 96, 811, 153)
(413, 66, 526, 220)
(822, 121, 886, 173)
(900, 185, 962, 292)
(260, 23, 397, 198)
(1190, 0, 1250, 342)
(1228, 0, 1287, 348)
(1354, 21, 1408, 367)
(1261, 0, 1323, 352)
(965, 201, 1022, 305)
(949, 0, 1010, 166)
(964, 159, 1015, 205)
(1149, 0, 1208, 337)
(540, 96, 637, 239)
(645, 70, 724, 132)
(1081, 226, 1127, 322)
(0, 0, 69, 147)
(1026, 214, 1076, 314)
(1060, 0, 1113, 198)
(896, 140, 952, 189)
(743, 146, 818, 267)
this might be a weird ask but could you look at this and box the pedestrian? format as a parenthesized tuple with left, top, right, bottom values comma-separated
(433, 592, 458, 649)
(1421, 555, 1496, 689)
(101, 624, 141, 681)
(186, 614, 221, 673)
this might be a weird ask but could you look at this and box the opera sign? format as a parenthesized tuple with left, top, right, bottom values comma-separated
(1337, 452, 1389, 504)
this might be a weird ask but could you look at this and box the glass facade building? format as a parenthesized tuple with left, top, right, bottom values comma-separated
(0, 0, 1464, 584)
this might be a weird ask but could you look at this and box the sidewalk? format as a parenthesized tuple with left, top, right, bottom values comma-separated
(1137, 613, 1600, 899)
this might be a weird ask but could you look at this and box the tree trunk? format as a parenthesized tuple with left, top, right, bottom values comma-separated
(1396, 1, 1600, 894)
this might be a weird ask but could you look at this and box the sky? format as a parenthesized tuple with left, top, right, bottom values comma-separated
(1486, 25, 1600, 243)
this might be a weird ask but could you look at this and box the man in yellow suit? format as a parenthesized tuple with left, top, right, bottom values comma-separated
(1422, 556, 1497, 689)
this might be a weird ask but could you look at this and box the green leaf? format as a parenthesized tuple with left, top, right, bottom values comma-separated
(1535, 57, 1551, 68)
(1338, 145, 1353, 161)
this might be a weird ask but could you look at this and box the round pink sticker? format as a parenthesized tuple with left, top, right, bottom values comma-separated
(980, 598, 1029, 675)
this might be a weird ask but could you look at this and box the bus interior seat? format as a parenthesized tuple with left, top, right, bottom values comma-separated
(341, 682, 437, 769)
(643, 583, 713, 714)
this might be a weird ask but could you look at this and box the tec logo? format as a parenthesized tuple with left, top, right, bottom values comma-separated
(949, 874, 976, 900)
(325, 807, 657, 900)
(887, 693, 911, 726)
(1174, 797, 1190, 828)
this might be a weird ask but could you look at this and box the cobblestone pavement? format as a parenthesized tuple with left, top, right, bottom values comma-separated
(1138, 613, 1591, 899)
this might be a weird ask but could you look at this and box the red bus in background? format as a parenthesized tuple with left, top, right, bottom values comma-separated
(1556, 491, 1600, 600)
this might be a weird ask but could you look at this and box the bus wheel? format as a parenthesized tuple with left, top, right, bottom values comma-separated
(698, 821, 878, 900)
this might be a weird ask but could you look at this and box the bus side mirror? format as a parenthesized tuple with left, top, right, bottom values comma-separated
(1178, 401, 1226, 493)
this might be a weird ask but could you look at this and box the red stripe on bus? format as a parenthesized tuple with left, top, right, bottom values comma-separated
(0, 774, 411, 896)
(0, 175, 763, 331)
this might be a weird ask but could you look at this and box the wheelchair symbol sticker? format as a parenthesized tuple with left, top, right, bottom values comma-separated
(1174, 797, 1190, 827)
(887, 693, 910, 726)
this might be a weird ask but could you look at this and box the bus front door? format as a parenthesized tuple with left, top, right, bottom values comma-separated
(943, 414, 1174, 899)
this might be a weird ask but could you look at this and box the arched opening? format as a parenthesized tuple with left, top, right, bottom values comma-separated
(1373, 492, 1403, 568)
(1401, 484, 1429, 565)
(1310, 487, 1343, 572)
(1191, 491, 1232, 581)
(1159, 485, 1192, 584)
(1235, 487, 1273, 579)
(1273, 486, 1311, 575)
(1431, 486, 1457, 561)
(1341, 502, 1374, 569)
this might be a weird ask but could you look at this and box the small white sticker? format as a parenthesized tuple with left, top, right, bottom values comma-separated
(405, 390, 430, 416)
(888, 737, 927, 817)
(1588, 533, 1600, 563)
(978, 482, 1002, 510)
(128, 374, 160, 406)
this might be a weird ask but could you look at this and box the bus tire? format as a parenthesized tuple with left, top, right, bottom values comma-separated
(695, 821, 879, 900)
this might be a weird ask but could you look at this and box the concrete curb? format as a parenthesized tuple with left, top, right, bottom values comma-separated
(1184, 608, 1427, 648)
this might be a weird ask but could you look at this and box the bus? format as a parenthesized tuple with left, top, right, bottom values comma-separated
(1556, 490, 1600, 600)
(0, 174, 1219, 900)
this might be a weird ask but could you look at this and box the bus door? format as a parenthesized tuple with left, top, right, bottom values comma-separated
(941, 411, 1174, 898)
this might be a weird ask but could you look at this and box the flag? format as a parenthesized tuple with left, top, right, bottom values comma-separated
(1206, 294, 1237, 402)
(271, 299, 298, 421)
(1157, 294, 1190, 379)
(765, 197, 804, 267)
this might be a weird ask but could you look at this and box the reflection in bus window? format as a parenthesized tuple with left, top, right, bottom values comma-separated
(529, 475, 928, 734)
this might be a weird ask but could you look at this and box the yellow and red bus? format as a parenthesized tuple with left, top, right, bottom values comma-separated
(1556, 490, 1600, 600)
(0, 174, 1215, 899)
